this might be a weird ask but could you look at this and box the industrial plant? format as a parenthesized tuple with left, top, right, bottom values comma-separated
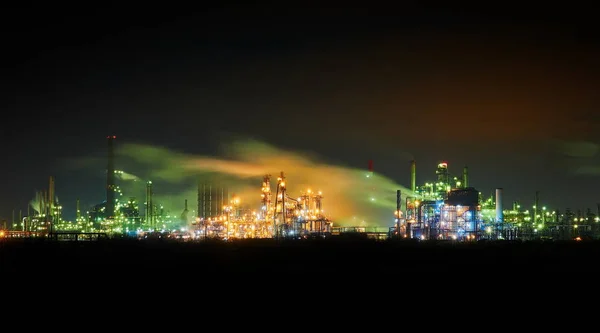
(1, 136, 599, 242)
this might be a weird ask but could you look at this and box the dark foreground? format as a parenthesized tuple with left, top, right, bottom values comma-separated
(2, 238, 600, 279)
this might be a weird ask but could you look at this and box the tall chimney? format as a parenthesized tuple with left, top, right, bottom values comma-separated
(26, 205, 30, 231)
(495, 188, 504, 223)
(146, 180, 153, 228)
(368, 160, 374, 177)
(49, 176, 55, 213)
(534, 190, 539, 225)
(410, 160, 416, 192)
(396, 190, 401, 239)
(209, 184, 214, 217)
(181, 199, 189, 224)
(76, 198, 80, 220)
(106, 135, 116, 219)
(197, 180, 202, 219)
(462, 166, 468, 188)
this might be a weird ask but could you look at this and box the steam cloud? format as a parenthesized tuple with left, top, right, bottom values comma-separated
(115, 170, 141, 181)
(113, 139, 412, 227)
(554, 140, 600, 177)
(573, 165, 600, 176)
(29, 191, 59, 215)
(29, 191, 45, 215)
(556, 140, 599, 158)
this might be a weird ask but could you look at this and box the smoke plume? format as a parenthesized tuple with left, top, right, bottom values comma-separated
(113, 139, 412, 227)
(115, 170, 141, 182)
(29, 191, 46, 215)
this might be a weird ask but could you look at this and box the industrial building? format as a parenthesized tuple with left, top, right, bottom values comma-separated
(392, 161, 482, 241)
(2, 136, 599, 242)
(190, 172, 332, 240)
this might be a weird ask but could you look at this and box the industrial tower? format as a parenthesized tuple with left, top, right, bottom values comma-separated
(106, 135, 116, 219)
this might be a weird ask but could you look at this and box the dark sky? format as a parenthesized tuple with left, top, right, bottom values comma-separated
(1, 5, 599, 221)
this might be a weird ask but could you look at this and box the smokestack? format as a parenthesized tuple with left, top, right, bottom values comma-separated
(49, 176, 55, 213)
(197, 180, 204, 219)
(219, 186, 224, 215)
(181, 199, 189, 224)
(396, 190, 401, 239)
(44, 190, 48, 219)
(495, 188, 504, 223)
(76, 198, 80, 220)
(462, 166, 468, 188)
(26, 205, 30, 231)
(146, 180, 153, 228)
(202, 183, 206, 219)
(209, 184, 214, 217)
(534, 190, 539, 224)
(368, 160, 374, 177)
(106, 135, 116, 219)
(410, 160, 416, 192)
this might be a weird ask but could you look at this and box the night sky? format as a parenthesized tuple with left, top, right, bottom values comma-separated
(1, 5, 599, 222)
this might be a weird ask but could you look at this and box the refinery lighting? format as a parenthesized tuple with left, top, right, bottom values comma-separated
(2, 140, 597, 243)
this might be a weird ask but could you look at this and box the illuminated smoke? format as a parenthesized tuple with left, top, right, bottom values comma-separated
(115, 170, 141, 181)
(556, 140, 599, 158)
(29, 191, 46, 215)
(554, 140, 600, 176)
(115, 139, 413, 227)
(573, 165, 600, 176)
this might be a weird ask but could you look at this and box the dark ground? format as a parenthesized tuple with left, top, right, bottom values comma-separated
(2, 237, 600, 281)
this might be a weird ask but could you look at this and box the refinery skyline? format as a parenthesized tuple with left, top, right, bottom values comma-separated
(3, 134, 598, 243)
(2, 6, 599, 223)
(2, 135, 599, 234)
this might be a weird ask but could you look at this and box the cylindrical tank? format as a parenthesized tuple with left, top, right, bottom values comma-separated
(495, 188, 504, 223)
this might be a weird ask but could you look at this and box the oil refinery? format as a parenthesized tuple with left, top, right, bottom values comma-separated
(1, 136, 599, 242)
